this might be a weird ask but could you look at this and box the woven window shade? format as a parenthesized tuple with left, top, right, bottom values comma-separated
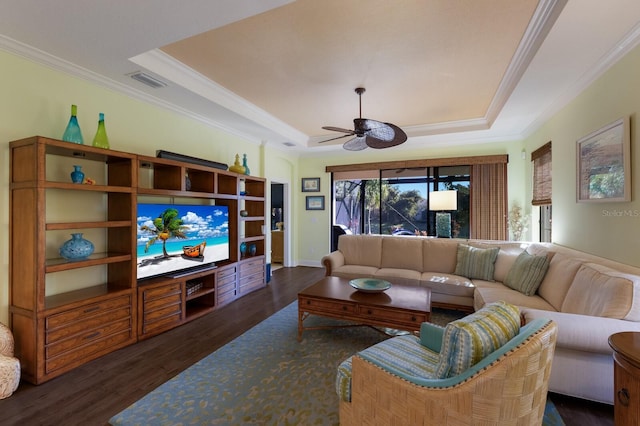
(470, 163, 508, 240)
(531, 142, 552, 206)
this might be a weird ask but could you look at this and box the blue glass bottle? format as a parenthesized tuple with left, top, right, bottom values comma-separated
(62, 104, 84, 144)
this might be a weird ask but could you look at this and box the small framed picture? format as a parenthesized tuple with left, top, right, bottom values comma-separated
(305, 195, 325, 210)
(302, 177, 320, 192)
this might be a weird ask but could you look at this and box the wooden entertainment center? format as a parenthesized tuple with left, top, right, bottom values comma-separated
(9, 136, 266, 384)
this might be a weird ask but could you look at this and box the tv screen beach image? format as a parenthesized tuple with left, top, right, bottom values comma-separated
(136, 203, 229, 279)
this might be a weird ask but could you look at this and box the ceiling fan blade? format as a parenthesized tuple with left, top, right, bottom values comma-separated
(321, 126, 355, 134)
(366, 123, 408, 149)
(343, 136, 368, 151)
(317, 133, 353, 143)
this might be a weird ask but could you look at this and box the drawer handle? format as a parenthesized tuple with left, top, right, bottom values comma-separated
(84, 331, 100, 340)
(367, 309, 372, 315)
(306, 300, 311, 305)
(618, 388, 630, 406)
(83, 306, 100, 314)
(411, 316, 417, 322)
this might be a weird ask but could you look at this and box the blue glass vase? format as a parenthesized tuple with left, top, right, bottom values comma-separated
(62, 104, 84, 144)
(240, 242, 247, 257)
(242, 154, 250, 176)
(59, 233, 95, 260)
(249, 243, 257, 256)
(70, 165, 84, 184)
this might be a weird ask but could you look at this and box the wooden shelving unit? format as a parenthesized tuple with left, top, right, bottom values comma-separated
(9, 136, 266, 383)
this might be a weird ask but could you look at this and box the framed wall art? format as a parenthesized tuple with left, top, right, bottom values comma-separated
(302, 177, 320, 192)
(577, 117, 631, 203)
(305, 195, 325, 210)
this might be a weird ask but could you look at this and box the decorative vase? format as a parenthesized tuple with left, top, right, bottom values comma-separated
(62, 104, 84, 144)
(185, 173, 191, 191)
(229, 154, 245, 174)
(242, 154, 250, 176)
(59, 233, 95, 260)
(92, 112, 110, 149)
(240, 210, 248, 217)
(249, 243, 257, 256)
(240, 242, 247, 257)
(70, 165, 85, 184)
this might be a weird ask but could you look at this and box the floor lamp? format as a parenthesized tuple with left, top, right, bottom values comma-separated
(429, 190, 457, 238)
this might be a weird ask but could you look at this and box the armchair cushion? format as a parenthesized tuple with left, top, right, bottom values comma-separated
(435, 301, 520, 378)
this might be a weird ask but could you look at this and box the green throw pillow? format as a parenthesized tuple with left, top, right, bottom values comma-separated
(504, 250, 551, 296)
(454, 244, 499, 281)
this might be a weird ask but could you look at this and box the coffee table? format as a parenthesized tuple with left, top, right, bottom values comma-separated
(297, 276, 431, 341)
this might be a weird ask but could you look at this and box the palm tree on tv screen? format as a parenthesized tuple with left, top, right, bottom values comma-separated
(140, 208, 188, 257)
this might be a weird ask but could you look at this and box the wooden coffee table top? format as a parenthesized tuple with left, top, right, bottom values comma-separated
(299, 276, 431, 313)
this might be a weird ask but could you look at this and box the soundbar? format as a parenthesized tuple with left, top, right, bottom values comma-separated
(156, 150, 228, 171)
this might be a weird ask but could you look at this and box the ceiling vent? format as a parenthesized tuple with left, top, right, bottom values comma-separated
(128, 71, 167, 88)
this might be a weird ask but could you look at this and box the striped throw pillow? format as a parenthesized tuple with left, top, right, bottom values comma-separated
(435, 301, 520, 378)
(504, 250, 551, 296)
(454, 244, 500, 281)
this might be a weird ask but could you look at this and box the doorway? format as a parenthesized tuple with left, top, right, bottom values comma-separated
(271, 183, 285, 270)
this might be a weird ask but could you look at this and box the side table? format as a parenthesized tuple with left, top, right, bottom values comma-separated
(609, 332, 640, 425)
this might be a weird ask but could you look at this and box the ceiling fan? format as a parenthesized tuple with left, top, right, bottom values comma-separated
(319, 87, 407, 151)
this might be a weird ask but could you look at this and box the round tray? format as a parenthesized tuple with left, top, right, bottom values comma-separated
(349, 278, 392, 293)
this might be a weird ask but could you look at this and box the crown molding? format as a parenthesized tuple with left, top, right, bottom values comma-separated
(0, 34, 265, 145)
(129, 49, 309, 146)
(485, 0, 567, 128)
(521, 20, 640, 139)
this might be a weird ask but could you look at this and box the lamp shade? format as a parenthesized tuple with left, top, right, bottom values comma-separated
(429, 190, 457, 211)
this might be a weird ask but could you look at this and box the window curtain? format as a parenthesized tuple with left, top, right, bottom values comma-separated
(470, 163, 508, 240)
(531, 142, 552, 206)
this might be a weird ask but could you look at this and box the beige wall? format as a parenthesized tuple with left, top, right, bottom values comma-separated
(523, 43, 640, 267)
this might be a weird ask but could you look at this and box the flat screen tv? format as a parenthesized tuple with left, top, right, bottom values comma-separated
(136, 203, 229, 280)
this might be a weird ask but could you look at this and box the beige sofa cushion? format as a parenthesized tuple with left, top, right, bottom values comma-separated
(337, 235, 382, 268)
(422, 239, 459, 273)
(380, 236, 423, 271)
(473, 280, 556, 312)
(420, 273, 475, 297)
(536, 253, 583, 311)
(375, 268, 422, 286)
(562, 263, 640, 320)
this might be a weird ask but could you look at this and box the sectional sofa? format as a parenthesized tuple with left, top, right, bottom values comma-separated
(321, 234, 640, 404)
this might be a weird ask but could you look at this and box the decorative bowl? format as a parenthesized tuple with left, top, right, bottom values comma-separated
(349, 278, 392, 293)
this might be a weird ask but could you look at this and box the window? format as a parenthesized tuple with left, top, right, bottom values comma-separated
(531, 142, 552, 242)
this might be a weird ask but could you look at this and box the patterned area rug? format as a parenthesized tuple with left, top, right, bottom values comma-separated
(110, 302, 564, 425)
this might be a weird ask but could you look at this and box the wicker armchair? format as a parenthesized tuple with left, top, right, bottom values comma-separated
(339, 318, 557, 425)
(0, 322, 20, 399)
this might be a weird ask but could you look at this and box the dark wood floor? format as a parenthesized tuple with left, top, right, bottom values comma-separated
(0, 266, 613, 426)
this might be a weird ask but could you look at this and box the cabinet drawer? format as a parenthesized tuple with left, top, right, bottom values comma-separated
(239, 259, 264, 278)
(144, 292, 182, 312)
(142, 282, 181, 300)
(142, 311, 183, 335)
(46, 317, 131, 358)
(144, 303, 182, 323)
(301, 297, 357, 315)
(46, 306, 131, 344)
(358, 305, 426, 327)
(218, 265, 237, 279)
(45, 329, 132, 374)
(46, 295, 131, 329)
(217, 272, 236, 288)
(217, 290, 237, 307)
